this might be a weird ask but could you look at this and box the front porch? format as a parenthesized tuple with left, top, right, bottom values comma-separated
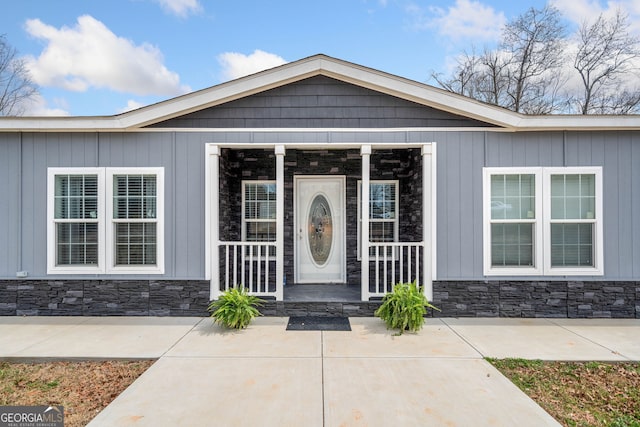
(205, 143, 436, 302)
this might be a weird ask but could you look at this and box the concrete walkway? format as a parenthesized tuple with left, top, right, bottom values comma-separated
(1, 317, 639, 426)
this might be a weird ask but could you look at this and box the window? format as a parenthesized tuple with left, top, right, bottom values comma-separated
(483, 167, 602, 276)
(110, 172, 160, 270)
(545, 169, 600, 274)
(49, 169, 103, 272)
(358, 181, 399, 259)
(488, 171, 541, 274)
(242, 181, 276, 256)
(47, 167, 164, 274)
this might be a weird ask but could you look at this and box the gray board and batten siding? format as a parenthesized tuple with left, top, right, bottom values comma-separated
(1, 129, 639, 283)
(0, 131, 205, 280)
(435, 129, 640, 281)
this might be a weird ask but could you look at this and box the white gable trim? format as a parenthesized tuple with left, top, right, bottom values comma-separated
(1, 54, 639, 131)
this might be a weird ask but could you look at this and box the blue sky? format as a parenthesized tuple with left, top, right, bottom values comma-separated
(2, 0, 638, 116)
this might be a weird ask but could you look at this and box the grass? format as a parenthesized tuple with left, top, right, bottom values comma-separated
(488, 358, 640, 427)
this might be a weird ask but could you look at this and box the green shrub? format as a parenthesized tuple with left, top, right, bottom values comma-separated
(374, 281, 440, 335)
(208, 286, 264, 329)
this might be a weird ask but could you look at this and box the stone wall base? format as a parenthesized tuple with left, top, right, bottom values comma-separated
(432, 280, 640, 318)
(0, 280, 210, 316)
(0, 280, 381, 317)
(1, 279, 638, 318)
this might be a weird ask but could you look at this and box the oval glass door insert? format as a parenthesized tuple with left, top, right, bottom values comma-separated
(308, 194, 333, 265)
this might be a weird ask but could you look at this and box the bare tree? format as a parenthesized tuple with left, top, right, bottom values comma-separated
(431, 50, 482, 99)
(430, 6, 567, 114)
(431, 49, 510, 107)
(500, 5, 566, 113)
(477, 49, 511, 107)
(573, 10, 640, 114)
(0, 35, 38, 116)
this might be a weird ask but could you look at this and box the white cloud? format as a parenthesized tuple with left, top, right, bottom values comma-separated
(20, 93, 70, 116)
(153, 0, 202, 17)
(407, 0, 505, 43)
(23, 15, 190, 97)
(551, 0, 640, 34)
(217, 50, 287, 81)
(118, 99, 146, 114)
(550, 0, 603, 25)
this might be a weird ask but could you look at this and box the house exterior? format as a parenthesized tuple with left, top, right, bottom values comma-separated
(1, 54, 639, 318)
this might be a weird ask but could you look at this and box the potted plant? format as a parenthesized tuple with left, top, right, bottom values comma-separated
(208, 286, 264, 329)
(374, 280, 440, 335)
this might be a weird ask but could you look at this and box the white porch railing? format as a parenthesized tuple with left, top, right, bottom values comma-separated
(215, 241, 424, 301)
(368, 242, 424, 298)
(217, 241, 279, 298)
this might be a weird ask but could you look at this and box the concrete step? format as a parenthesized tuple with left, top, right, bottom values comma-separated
(261, 300, 381, 317)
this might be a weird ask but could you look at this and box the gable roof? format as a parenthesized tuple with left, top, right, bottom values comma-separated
(147, 74, 496, 129)
(2, 54, 640, 132)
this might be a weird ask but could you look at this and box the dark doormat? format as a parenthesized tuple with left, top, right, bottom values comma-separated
(286, 316, 351, 331)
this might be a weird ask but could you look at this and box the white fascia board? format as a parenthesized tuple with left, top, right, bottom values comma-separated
(315, 57, 640, 130)
(317, 57, 524, 128)
(516, 115, 640, 131)
(0, 116, 123, 131)
(117, 58, 325, 128)
(0, 57, 326, 131)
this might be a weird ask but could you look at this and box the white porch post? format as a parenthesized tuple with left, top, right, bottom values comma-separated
(360, 144, 372, 300)
(275, 145, 285, 301)
(422, 144, 433, 301)
(209, 145, 221, 300)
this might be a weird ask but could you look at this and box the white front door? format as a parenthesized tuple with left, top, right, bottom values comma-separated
(295, 176, 346, 283)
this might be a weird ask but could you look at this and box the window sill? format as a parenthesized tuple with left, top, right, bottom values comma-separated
(545, 267, 604, 276)
(484, 267, 542, 276)
(484, 267, 604, 277)
(47, 266, 103, 275)
(106, 266, 165, 275)
(47, 266, 165, 275)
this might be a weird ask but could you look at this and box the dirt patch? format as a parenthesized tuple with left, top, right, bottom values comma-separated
(0, 360, 154, 427)
(489, 359, 640, 427)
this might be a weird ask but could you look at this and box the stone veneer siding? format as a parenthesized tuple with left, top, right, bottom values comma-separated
(0, 280, 210, 316)
(1, 280, 638, 318)
(431, 281, 640, 318)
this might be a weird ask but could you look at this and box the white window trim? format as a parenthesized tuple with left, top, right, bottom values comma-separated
(47, 167, 164, 275)
(483, 166, 603, 277)
(241, 180, 277, 259)
(483, 168, 543, 276)
(357, 180, 399, 261)
(106, 168, 165, 274)
(47, 168, 106, 274)
(542, 167, 603, 276)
